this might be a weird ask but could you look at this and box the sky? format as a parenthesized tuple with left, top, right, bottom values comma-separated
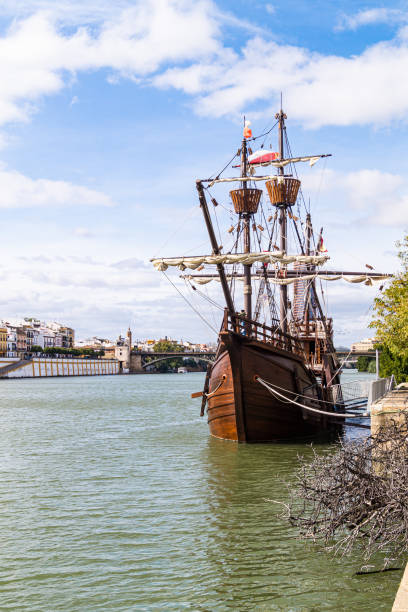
(0, 0, 407, 345)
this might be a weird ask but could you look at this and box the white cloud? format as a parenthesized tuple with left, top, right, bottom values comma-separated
(0, 251, 218, 341)
(0, 2, 221, 126)
(302, 167, 408, 226)
(0, 1, 135, 23)
(156, 33, 408, 127)
(336, 8, 406, 31)
(1, 3, 408, 129)
(74, 227, 93, 237)
(0, 165, 114, 208)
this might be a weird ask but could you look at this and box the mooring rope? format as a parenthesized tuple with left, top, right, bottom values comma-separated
(206, 376, 226, 399)
(255, 377, 365, 408)
(255, 376, 369, 419)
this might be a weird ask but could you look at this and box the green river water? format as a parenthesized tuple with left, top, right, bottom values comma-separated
(0, 372, 402, 610)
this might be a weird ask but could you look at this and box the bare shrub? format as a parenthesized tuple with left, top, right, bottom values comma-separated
(284, 414, 408, 565)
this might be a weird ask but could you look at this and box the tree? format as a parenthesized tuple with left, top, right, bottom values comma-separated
(356, 355, 371, 372)
(153, 340, 183, 353)
(370, 234, 408, 383)
(367, 359, 376, 374)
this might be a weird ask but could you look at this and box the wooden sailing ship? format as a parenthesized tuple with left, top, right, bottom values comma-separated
(152, 110, 390, 442)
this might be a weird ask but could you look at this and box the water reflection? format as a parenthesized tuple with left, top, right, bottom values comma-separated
(200, 430, 398, 611)
(200, 438, 318, 609)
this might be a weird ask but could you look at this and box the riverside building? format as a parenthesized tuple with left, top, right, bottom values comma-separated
(0, 325, 7, 357)
(0, 319, 75, 357)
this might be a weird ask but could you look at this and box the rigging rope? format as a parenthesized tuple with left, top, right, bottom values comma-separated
(255, 377, 368, 418)
(251, 120, 279, 144)
(162, 271, 218, 334)
(255, 377, 366, 408)
(208, 151, 239, 181)
(153, 205, 200, 259)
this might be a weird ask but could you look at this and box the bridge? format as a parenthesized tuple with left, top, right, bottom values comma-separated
(128, 349, 375, 373)
(336, 350, 378, 369)
(130, 351, 216, 372)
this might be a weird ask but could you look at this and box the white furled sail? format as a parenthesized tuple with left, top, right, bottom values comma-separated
(151, 252, 330, 272)
(183, 273, 390, 285)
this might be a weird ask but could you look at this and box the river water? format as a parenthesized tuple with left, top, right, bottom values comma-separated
(0, 371, 401, 610)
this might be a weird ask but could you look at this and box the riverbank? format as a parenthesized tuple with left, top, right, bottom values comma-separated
(0, 356, 119, 377)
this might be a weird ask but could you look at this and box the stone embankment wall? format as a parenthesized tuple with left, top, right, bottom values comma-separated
(0, 357, 120, 378)
(371, 384, 408, 612)
(371, 383, 408, 435)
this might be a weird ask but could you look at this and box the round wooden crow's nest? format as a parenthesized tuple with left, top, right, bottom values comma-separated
(230, 188, 262, 214)
(265, 178, 301, 207)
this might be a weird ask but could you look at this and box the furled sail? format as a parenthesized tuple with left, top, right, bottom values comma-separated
(151, 252, 330, 272)
(183, 273, 390, 285)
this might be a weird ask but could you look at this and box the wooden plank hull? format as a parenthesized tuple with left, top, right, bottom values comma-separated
(207, 331, 342, 442)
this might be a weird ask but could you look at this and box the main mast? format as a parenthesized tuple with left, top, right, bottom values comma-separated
(241, 136, 252, 318)
(276, 108, 288, 334)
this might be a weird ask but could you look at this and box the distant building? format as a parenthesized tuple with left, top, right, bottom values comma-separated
(48, 322, 75, 348)
(114, 328, 133, 371)
(0, 324, 7, 357)
(0, 318, 75, 356)
(16, 327, 27, 355)
(6, 326, 17, 357)
(134, 339, 155, 352)
(350, 337, 378, 352)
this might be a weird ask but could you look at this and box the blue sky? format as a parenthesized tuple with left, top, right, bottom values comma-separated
(0, 0, 407, 345)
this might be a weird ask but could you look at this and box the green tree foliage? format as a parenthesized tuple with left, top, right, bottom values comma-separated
(370, 235, 408, 383)
(356, 355, 371, 372)
(378, 345, 408, 382)
(367, 359, 376, 374)
(30, 346, 105, 358)
(153, 340, 183, 353)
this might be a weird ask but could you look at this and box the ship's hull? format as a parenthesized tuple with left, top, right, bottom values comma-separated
(206, 331, 342, 442)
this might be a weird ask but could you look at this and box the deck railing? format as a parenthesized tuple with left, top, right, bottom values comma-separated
(222, 310, 305, 357)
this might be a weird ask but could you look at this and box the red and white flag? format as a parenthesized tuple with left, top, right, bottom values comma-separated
(318, 237, 328, 253)
(248, 149, 279, 166)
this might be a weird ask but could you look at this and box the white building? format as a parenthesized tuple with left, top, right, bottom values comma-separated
(6, 326, 17, 357)
(350, 338, 378, 352)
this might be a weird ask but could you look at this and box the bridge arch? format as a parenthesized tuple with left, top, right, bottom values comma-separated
(142, 355, 214, 369)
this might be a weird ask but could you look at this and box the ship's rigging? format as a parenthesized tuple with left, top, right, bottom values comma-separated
(151, 109, 392, 443)
(152, 113, 390, 346)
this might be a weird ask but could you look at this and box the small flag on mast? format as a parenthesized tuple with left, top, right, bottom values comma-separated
(243, 120, 252, 139)
(318, 236, 328, 253)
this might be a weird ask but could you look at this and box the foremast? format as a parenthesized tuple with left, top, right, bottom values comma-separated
(195, 181, 235, 315)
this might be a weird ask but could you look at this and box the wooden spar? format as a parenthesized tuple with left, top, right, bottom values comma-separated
(195, 180, 235, 314)
(182, 270, 392, 279)
(241, 138, 252, 319)
(276, 109, 288, 334)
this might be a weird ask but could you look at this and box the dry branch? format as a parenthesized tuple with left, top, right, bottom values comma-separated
(286, 414, 408, 565)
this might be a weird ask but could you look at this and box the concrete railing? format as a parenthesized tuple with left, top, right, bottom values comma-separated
(368, 376, 395, 408)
